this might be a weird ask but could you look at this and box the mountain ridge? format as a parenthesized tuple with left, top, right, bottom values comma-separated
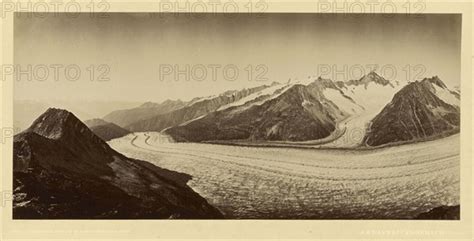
(125, 84, 270, 132)
(103, 99, 188, 127)
(84, 118, 131, 141)
(363, 76, 460, 146)
(164, 78, 360, 142)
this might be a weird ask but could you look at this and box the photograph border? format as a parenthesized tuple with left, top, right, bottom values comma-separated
(1, 0, 472, 240)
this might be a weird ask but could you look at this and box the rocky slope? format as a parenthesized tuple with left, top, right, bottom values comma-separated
(13, 108, 223, 219)
(165, 77, 358, 142)
(415, 205, 460, 220)
(125, 84, 270, 132)
(363, 76, 460, 146)
(84, 118, 131, 141)
(103, 99, 187, 127)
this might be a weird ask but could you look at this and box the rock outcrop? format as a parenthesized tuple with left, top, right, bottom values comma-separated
(13, 108, 223, 219)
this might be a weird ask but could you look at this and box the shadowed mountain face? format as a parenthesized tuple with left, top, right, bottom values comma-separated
(13, 108, 223, 219)
(363, 77, 460, 146)
(84, 118, 131, 141)
(415, 205, 460, 220)
(125, 85, 270, 132)
(103, 99, 187, 128)
(165, 79, 352, 142)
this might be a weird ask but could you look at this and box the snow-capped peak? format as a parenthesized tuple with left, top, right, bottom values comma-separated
(346, 71, 394, 88)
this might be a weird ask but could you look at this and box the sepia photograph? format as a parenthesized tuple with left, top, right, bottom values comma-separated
(10, 12, 463, 221)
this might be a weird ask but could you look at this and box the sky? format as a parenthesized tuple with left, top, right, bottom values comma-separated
(14, 13, 461, 103)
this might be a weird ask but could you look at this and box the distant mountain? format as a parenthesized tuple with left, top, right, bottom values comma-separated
(84, 118, 131, 141)
(165, 77, 361, 142)
(84, 118, 110, 127)
(103, 99, 187, 127)
(363, 76, 460, 146)
(126, 85, 270, 132)
(344, 71, 394, 88)
(13, 108, 223, 219)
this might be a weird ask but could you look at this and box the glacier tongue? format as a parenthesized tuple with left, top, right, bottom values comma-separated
(320, 81, 404, 147)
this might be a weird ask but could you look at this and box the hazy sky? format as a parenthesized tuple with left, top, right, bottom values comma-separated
(14, 13, 461, 103)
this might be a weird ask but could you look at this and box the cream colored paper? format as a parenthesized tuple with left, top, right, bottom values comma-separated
(0, 1, 472, 240)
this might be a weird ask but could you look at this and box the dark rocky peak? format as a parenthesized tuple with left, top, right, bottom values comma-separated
(26, 108, 106, 147)
(15, 108, 116, 176)
(28, 108, 80, 139)
(421, 76, 447, 89)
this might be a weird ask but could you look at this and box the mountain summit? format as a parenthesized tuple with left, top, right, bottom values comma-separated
(27, 108, 96, 141)
(363, 77, 460, 146)
(345, 71, 394, 88)
(13, 108, 222, 219)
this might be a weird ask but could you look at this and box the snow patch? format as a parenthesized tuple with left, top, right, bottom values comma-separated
(217, 85, 278, 111)
(218, 83, 295, 111)
(432, 85, 460, 107)
(323, 89, 363, 115)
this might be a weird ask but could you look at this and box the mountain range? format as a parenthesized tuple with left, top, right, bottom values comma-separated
(12, 71, 461, 219)
(99, 72, 459, 147)
(124, 84, 271, 132)
(13, 108, 223, 219)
